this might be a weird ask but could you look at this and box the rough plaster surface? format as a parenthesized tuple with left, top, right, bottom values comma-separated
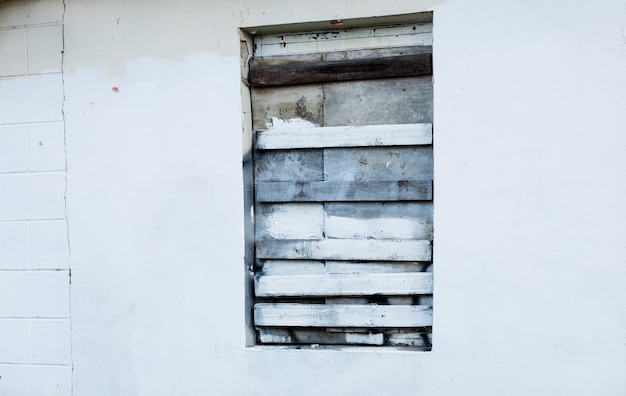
(1, 0, 623, 394)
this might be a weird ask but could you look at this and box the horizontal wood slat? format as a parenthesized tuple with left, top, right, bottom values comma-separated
(255, 149, 324, 182)
(254, 303, 433, 327)
(256, 26, 432, 47)
(254, 26, 432, 57)
(324, 77, 433, 125)
(256, 180, 432, 202)
(256, 239, 432, 261)
(259, 260, 430, 275)
(325, 213, 433, 241)
(387, 332, 432, 348)
(324, 146, 433, 182)
(255, 272, 433, 297)
(256, 123, 432, 149)
(249, 53, 432, 87)
(258, 328, 383, 345)
(256, 203, 324, 240)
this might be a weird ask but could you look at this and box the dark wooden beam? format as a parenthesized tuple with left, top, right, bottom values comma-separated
(249, 53, 432, 87)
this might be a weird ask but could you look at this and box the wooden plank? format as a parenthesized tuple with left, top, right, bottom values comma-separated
(327, 202, 433, 222)
(256, 24, 432, 47)
(255, 180, 432, 202)
(252, 46, 431, 66)
(325, 210, 432, 241)
(254, 303, 433, 327)
(324, 76, 433, 126)
(324, 146, 433, 181)
(255, 149, 323, 182)
(250, 84, 323, 131)
(250, 53, 432, 87)
(257, 34, 431, 57)
(256, 203, 324, 240)
(324, 261, 431, 273)
(256, 123, 432, 150)
(255, 272, 433, 297)
(255, 25, 431, 58)
(260, 260, 326, 275)
(260, 260, 429, 275)
(324, 45, 433, 62)
(258, 328, 383, 345)
(325, 298, 370, 305)
(256, 239, 432, 261)
(325, 202, 433, 240)
(386, 331, 432, 348)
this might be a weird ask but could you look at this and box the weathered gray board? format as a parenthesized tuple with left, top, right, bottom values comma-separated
(252, 45, 432, 66)
(324, 76, 433, 126)
(249, 38, 433, 347)
(256, 180, 432, 202)
(324, 146, 434, 181)
(255, 150, 323, 182)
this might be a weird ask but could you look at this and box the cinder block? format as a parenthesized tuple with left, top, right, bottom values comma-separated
(0, 271, 69, 318)
(0, 222, 29, 270)
(0, 74, 63, 124)
(0, 0, 63, 28)
(0, 173, 65, 221)
(0, 125, 28, 173)
(27, 24, 62, 74)
(0, 1, 26, 28)
(30, 221, 68, 270)
(28, 122, 65, 172)
(0, 319, 30, 363)
(31, 319, 70, 364)
(24, 0, 64, 26)
(0, 28, 26, 77)
(0, 365, 71, 396)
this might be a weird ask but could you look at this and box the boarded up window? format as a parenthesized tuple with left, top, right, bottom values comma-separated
(245, 18, 433, 349)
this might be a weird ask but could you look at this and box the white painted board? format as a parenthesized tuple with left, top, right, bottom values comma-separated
(254, 303, 433, 327)
(256, 123, 432, 149)
(255, 272, 433, 297)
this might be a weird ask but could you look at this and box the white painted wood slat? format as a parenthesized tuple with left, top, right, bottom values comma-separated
(254, 303, 433, 327)
(256, 239, 432, 261)
(256, 203, 324, 240)
(258, 33, 432, 57)
(260, 260, 429, 275)
(255, 272, 433, 297)
(257, 24, 433, 47)
(325, 214, 433, 240)
(256, 123, 432, 149)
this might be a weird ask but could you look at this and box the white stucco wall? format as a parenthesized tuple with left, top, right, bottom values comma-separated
(1, 0, 626, 394)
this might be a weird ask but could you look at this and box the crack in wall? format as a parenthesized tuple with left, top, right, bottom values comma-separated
(60, 0, 74, 394)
